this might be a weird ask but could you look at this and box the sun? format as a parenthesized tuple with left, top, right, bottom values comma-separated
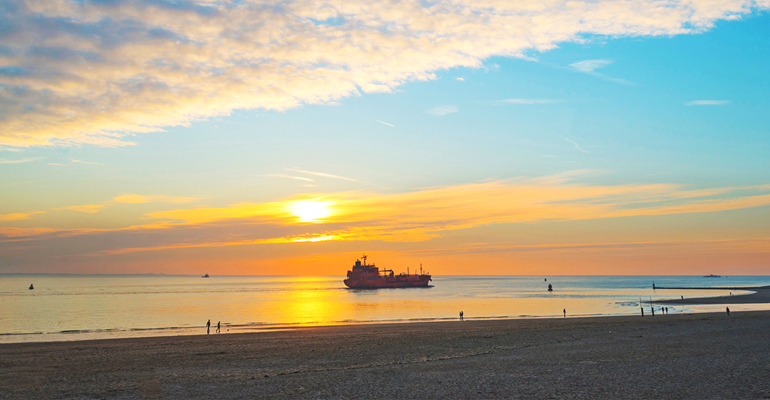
(288, 200, 332, 222)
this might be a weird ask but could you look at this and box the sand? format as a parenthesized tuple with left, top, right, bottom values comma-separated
(2, 311, 770, 399)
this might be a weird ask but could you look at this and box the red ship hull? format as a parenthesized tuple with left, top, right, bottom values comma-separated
(344, 256, 432, 289)
(344, 275, 431, 289)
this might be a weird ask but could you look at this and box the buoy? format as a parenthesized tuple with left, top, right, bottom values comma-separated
(29, 284, 34, 290)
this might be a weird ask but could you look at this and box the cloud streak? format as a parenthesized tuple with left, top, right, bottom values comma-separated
(425, 105, 459, 116)
(373, 119, 396, 128)
(496, 99, 560, 105)
(0, 157, 44, 164)
(685, 100, 731, 106)
(570, 60, 613, 73)
(563, 138, 589, 153)
(289, 168, 360, 182)
(0, 0, 765, 147)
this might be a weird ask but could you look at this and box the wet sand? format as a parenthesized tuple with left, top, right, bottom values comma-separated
(655, 286, 770, 305)
(2, 311, 770, 399)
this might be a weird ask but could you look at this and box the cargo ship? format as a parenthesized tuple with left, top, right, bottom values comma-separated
(344, 256, 432, 289)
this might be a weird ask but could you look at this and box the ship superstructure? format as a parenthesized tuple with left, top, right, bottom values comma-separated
(343, 255, 432, 289)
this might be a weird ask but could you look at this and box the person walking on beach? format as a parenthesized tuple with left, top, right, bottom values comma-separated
(726, 307, 730, 316)
(460, 311, 464, 321)
(563, 309, 566, 318)
(206, 319, 211, 334)
(216, 321, 220, 334)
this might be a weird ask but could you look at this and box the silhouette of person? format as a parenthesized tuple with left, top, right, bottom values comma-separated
(681, 295, 684, 300)
(206, 319, 211, 334)
(726, 307, 730, 316)
(460, 311, 463, 321)
(563, 309, 566, 318)
(216, 321, 221, 334)
(665, 307, 668, 314)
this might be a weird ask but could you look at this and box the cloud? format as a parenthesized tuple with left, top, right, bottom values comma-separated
(373, 119, 396, 128)
(72, 160, 104, 165)
(0, 157, 44, 164)
(3, 173, 770, 264)
(685, 100, 731, 106)
(563, 137, 589, 153)
(0, 212, 44, 222)
(110, 194, 205, 204)
(51, 194, 204, 215)
(425, 105, 459, 116)
(0, 0, 765, 147)
(496, 99, 559, 105)
(569, 59, 613, 73)
(60, 204, 106, 213)
(289, 168, 360, 182)
(455, 77, 465, 81)
(263, 174, 315, 182)
(48, 163, 68, 166)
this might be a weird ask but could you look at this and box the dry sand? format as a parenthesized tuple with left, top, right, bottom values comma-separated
(2, 311, 770, 399)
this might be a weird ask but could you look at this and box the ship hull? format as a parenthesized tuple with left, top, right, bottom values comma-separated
(344, 275, 431, 289)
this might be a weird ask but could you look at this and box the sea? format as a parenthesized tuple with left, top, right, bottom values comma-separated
(2, 275, 770, 344)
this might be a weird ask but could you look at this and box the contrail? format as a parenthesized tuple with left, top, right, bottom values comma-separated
(373, 119, 395, 127)
(289, 168, 361, 182)
(563, 137, 589, 153)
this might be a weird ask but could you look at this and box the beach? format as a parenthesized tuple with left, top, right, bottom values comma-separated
(2, 311, 769, 399)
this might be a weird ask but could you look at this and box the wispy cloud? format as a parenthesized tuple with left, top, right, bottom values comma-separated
(263, 174, 315, 182)
(373, 119, 395, 128)
(60, 204, 106, 213)
(570, 59, 613, 73)
(455, 77, 465, 81)
(289, 168, 360, 182)
(563, 138, 590, 153)
(568, 59, 633, 84)
(496, 99, 560, 105)
(0, 157, 44, 164)
(0, 212, 45, 222)
(685, 100, 731, 106)
(110, 194, 205, 204)
(48, 163, 68, 167)
(0, 0, 763, 147)
(72, 160, 104, 165)
(425, 105, 459, 116)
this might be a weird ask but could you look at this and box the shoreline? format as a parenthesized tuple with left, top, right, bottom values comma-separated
(3, 311, 769, 399)
(653, 285, 770, 304)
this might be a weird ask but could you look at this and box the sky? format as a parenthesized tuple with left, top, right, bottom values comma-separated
(1, 0, 769, 275)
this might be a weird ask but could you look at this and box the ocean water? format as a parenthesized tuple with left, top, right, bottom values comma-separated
(2, 275, 770, 343)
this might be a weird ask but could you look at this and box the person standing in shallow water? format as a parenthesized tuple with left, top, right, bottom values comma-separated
(216, 321, 220, 334)
(459, 311, 463, 321)
(206, 319, 211, 334)
(563, 309, 566, 318)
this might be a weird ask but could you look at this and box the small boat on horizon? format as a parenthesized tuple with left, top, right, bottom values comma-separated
(703, 274, 721, 278)
(202, 274, 209, 278)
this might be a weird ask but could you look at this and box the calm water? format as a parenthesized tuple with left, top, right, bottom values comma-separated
(2, 275, 770, 343)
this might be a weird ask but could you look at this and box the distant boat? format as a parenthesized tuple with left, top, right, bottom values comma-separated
(29, 283, 34, 290)
(703, 274, 721, 278)
(202, 274, 210, 278)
